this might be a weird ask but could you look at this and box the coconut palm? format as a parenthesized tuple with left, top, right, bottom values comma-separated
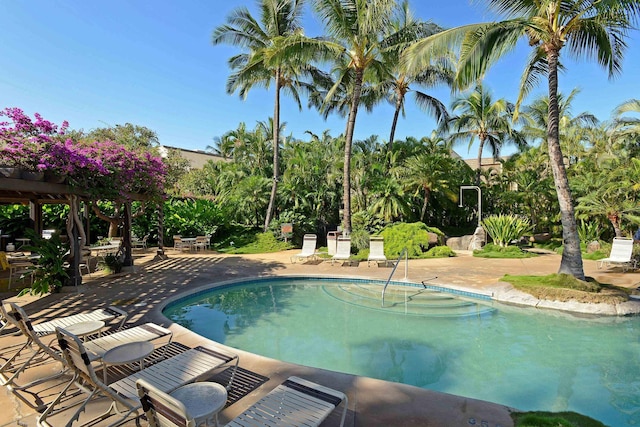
(313, 0, 401, 234)
(612, 99, 640, 156)
(445, 84, 525, 185)
(404, 0, 640, 280)
(380, 1, 453, 150)
(213, 0, 330, 231)
(402, 152, 457, 222)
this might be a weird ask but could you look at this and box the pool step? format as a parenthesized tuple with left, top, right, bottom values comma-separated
(322, 283, 495, 318)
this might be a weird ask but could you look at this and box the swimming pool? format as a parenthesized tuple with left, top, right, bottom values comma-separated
(163, 277, 640, 427)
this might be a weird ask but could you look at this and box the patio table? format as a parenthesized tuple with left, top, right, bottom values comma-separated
(180, 237, 196, 252)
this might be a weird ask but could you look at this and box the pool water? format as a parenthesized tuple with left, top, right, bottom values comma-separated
(163, 278, 640, 427)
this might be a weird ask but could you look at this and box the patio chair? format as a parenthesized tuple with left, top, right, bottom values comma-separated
(598, 237, 636, 272)
(38, 328, 239, 427)
(331, 236, 352, 265)
(173, 236, 191, 252)
(132, 234, 149, 250)
(226, 376, 348, 427)
(291, 234, 318, 263)
(0, 251, 34, 288)
(367, 236, 387, 267)
(194, 235, 208, 252)
(1, 302, 172, 392)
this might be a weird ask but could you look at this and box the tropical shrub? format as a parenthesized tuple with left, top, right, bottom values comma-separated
(162, 198, 224, 246)
(424, 245, 456, 258)
(482, 214, 532, 247)
(20, 230, 69, 295)
(224, 232, 293, 254)
(380, 222, 444, 259)
(100, 254, 123, 274)
(474, 243, 537, 259)
(349, 229, 371, 251)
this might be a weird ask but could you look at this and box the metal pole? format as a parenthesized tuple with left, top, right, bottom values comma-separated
(458, 185, 482, 227)
(404, 249, 408, 280)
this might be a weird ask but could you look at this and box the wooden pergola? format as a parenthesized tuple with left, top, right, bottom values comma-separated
(0, 177, 165, 286)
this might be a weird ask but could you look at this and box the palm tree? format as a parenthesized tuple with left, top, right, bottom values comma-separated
(381, 1, 453, 150)
(313, 0, 400, 234)
(445, 84, 525, 185)
(404, 0, 640, 280)
(213, 0, 326, 231)
(402, 152, 457, 222)
(612, 99, 640, 156)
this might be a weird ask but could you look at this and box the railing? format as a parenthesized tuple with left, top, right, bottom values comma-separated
(381, 247, 408, 307)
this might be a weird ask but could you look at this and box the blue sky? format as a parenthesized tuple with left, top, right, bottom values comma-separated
(1, 1, 638, 159)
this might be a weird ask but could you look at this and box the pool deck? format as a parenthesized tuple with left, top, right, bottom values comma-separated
(1, 248, 638, 427)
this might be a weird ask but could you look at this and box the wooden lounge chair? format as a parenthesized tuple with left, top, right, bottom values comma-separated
(226, 376, 348, 427)
(38, 328, 239, 427)
(331, 236, 352, 265)
(291, 234, 318, 263)
(598, 237, 636, 272)
(367, 236, 387, 267)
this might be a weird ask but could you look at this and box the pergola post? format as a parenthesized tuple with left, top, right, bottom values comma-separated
(122, 201, 133, 267)
(154, 202, 167, 260)
(29, 200, 42, 238)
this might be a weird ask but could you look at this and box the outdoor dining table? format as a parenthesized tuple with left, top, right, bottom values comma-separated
(180, 237, 197, 252)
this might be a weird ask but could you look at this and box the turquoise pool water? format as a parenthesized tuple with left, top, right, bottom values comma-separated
(163, 277, 640, 427)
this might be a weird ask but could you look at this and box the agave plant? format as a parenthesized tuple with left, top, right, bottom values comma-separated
(482, 214, 532, 247)
(577, 219, 601, 243)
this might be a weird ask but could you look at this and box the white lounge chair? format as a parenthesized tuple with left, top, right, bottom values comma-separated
(1, 302, 171, 392)
(226, 376, 348, 427)
(367, 236, 387, 267)
(30, 305, 128, 336)
(38, 328, 239, 427)
(598, 237, 636, 271)
(331, 236, 352, 265)
(291, 234, 318, 263)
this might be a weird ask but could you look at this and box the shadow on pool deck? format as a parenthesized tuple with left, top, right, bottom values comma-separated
(1, 248, 639, 426)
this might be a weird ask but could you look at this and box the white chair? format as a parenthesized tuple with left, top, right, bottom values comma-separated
(132, 234, 149, 250)
(291, 234, 318, 263)
(1, 302, 171, 392)
(226, 376, 348, 427)
(0, 251, 33, 288)
(194, 236, 208, 252)
(598, 237, 636, 271)
(331, 236, 352, 265)
(38, 329, 239, 427)
(367, 236, 388, 267)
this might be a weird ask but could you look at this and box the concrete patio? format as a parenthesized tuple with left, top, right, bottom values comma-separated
(1, 248, 638, 427)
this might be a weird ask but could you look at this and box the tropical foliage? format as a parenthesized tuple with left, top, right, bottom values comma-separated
(481, 214, 532, 247)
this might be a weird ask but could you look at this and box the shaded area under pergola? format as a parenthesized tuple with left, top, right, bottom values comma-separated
(0, 176, 166, 286)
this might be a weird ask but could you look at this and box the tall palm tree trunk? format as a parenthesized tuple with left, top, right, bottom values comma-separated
(342, 70, 364, 234)
(476, 137, 485, 186)
(388, 96, 402, 152)
(546, 50, 585, 280)
(264, 72, 281, 231)
(420, 187, 431, 222)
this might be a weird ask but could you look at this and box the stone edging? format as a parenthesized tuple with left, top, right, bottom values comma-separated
(489, 281, 640, 316)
